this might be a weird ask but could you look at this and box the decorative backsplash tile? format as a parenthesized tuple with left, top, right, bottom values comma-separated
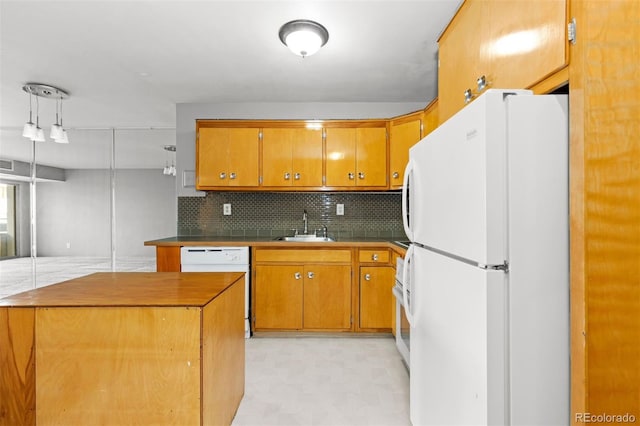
(178, 192, 405, 239)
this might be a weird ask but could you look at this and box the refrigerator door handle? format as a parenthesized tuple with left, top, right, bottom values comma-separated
(402, 244, 415, 326)
(402, 159, 414, 241)
(478, 261, 509, 272)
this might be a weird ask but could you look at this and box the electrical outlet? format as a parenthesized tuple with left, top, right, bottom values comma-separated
(223, 203, 232, 215)
(66, 242, 71, 249)
(336, 204, 344, 216)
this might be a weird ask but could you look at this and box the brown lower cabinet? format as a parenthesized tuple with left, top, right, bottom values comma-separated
(359, 266, 394, 330)
(253, 249, 352, 331)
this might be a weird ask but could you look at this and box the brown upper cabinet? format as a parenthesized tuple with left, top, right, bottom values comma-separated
(325, 125, 388, 189)
(438, 0, 568, 123)
(196, 127, 260, 188)
(389, 112, 422, 189)
(196, 120, 389, 191)
(262, 127, 323, 188)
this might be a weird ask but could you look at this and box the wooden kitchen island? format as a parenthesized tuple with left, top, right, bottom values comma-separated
(0, 272, 245, 426)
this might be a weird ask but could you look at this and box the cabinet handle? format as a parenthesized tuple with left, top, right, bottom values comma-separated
(348, 172, 355, 180)
(464, 89, 474, 104)
(364, 273, 371, 281)
(229, 172, 236, 179)
(294, 272, 301, 280)
(358, 172, 365, 179)
(219, 172, 226, 179)
(372, 253, 378, 261)
(392, 171, 399, 179)
(284, 172, 291, 180)
(307, 271, 315, 279)
(294, 172, 300, 180)
(477, 75, 487, 92)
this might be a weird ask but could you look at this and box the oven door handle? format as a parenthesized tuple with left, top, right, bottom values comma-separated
(402, 244, 415, 327)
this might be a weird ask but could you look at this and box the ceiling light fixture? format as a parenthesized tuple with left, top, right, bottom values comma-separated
(22, 83, 70, 143)
(278, 19, 329, 58)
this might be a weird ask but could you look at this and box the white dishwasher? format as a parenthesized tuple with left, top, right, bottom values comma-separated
(181, 246, 250, 338)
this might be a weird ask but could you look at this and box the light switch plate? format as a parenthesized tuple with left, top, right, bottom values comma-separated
(223, 203, 232, 215)
(336, 204, 344, 216)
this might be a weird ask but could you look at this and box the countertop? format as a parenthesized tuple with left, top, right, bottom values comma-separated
(0, 272, 245, 307)
(144, 236, 410, 251)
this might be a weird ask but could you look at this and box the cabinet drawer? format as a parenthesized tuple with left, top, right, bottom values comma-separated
(359, 249, 390, 264)
(255, 249, 351, 263)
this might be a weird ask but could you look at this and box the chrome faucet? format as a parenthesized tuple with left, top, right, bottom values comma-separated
(302, 210, 308, 235)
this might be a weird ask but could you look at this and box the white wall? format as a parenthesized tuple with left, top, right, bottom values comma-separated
(36, 169, 176, 257)
(175, 101, 425, 196)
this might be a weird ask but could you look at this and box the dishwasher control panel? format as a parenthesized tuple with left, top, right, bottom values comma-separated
(180, 247, 249, 265)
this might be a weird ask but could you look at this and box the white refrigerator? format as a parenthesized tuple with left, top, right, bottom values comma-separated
(401, 89, 569, 425)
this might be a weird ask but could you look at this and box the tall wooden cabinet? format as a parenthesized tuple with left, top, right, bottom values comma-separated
(568, 0, 640, 419)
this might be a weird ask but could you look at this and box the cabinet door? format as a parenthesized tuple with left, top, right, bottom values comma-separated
(262, 128, 323, 187)
(325, 127, 357, 187)
(262, 128, 294, 186)
(355, 127, 387, 187)
(254, 265, 303, 329)
(438, 0, 487, 124)
(360, 266, 395, 329)
(303, 264, 351, 330)
(227, 128, 260, 186)
(197, 128, 231, 187)
(485, 0, 566, 91)
(291, 128, 323, 187)
(390, 118, 421, 188)
(197, 128, 259, 187)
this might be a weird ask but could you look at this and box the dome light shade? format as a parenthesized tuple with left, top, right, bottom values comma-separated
(50, 123, 63, 140)
(279, 20, 329, 57)
(22, 122, 37, 139)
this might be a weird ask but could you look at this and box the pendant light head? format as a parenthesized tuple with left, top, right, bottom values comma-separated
(22, 89, 37, 139)
(21, 83, 70, 143)
(279, 19, 329, 58)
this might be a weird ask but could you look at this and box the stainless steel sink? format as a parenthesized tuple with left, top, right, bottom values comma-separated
(274, 235, 335, 242)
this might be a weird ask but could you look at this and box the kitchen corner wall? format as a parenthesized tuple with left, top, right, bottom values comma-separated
(178, 192, 405, 239)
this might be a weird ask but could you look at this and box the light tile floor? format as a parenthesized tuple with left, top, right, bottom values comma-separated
(1, 257, 411, 426)
(233, 336, 410, 426)
(0, 256, 155, 298)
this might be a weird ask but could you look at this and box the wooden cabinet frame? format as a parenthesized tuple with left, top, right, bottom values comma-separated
(195, 119, 389, 192)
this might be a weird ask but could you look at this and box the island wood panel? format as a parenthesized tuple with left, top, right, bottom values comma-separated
(302, 264, 352, 330)
(35, 306, 202, 425)
(569, 0, 640, 420)
(0, 273, 246, 425)
(202, 277, 245, 425)
(0, 307, 35, 426)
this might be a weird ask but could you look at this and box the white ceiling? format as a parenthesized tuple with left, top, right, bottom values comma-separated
(0, 0, 461, 169)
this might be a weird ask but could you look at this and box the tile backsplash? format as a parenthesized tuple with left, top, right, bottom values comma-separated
(178, 192, 405, 239)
